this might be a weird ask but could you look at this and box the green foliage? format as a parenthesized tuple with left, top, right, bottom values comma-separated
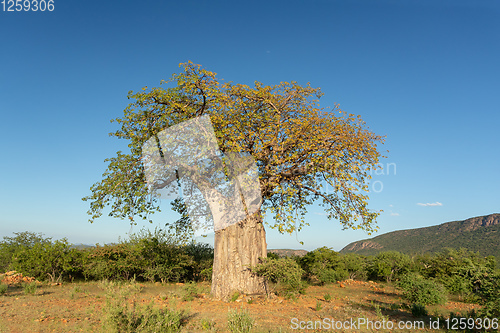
(200, 267, 213, 282)
(0, 284, 7, 295)
(396, 273, 447, 306)
(84, 243, 143, 281)
(298, 247, 349, 284)
(475, 271, 500, 318)
(251, 257, 305, 297)
(0, 228, 215, 285)
(128, 228, 195, 283)
(439, 274, 472, 299)
(0, 231, 52, 272)
(83, 228, 213, 283)
(417, 248, 495, 300)
(84, 228, 214, 284)
(368, 251, 412, 282)
(11, 238, 84, 282)
(318, 269, 347, 284)
(227, 308, 254, 333)
(182, 242, 214, 282)
(324, 293, 332, 302)
(341, 253, 367, 280)
(2, 231, 51, 249)
(267, 252, 280, 260)
(410, 303, 428, 317)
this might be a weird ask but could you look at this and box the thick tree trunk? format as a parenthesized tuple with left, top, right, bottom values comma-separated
(211, 209, 267, 301)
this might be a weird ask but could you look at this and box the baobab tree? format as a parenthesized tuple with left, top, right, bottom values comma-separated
(83, 62, 384, 300)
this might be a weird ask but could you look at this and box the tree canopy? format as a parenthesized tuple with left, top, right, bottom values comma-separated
(83, 62, 384, 239)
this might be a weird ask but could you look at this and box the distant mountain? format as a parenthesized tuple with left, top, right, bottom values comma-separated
(340, 214, 500, 258)
(70, 244, 95, 250)
(268, 249, 308, 257)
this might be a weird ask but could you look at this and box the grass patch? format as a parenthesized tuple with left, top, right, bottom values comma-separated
(0, 284, 7, 295)
(23, 282, 38, 295)
(182, 282, 198, 301)
(69, 285, 83, 299)
(102, 300, 185, 332)
(102, 282, 186, 332)
(230, 291, 240, 302)
(227, 308, 254, 333)
(200, 318, 217, 331)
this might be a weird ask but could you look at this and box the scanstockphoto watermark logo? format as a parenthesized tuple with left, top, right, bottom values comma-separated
(366, 162, 396, 193)
(321, 162, 397, 194)
(141, 116, 262, 234)
(290, 317, 499, 331)
(290, 317, 437, 331)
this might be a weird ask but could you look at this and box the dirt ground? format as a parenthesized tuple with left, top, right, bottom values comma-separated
(0, 275, 481, 333)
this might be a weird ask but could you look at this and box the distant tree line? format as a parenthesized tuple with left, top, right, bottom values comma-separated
(0, 230, 213, 284)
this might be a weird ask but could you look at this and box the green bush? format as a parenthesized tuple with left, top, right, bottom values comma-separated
(475, 272, 500, 318)
(340, 253, 368, 280)
(200, 267, 213, 282)
(84, 243, 143, 281)
(413, 248, 498, 307)
(418, 248, 494, 285)
(267, 252, 280, 260)
(439, 274, 472, 300)
(396, 273, 447, 305)
(317, 268, 348, 284)
(298, 247, 348, 284)
(251, 257, 305, 297)
(0, 231, 52, 272)
(126, 228, 203, 283)
(368, 251, 412, 282)
(182, 242, 214, 282)
(227, 308, 254, 333)
(11, 238, 84, 282)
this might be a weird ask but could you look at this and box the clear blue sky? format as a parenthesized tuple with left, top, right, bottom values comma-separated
(1, 0, 499, 251)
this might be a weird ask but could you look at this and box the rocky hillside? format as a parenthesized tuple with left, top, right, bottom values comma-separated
(340, 213, 500, 257)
